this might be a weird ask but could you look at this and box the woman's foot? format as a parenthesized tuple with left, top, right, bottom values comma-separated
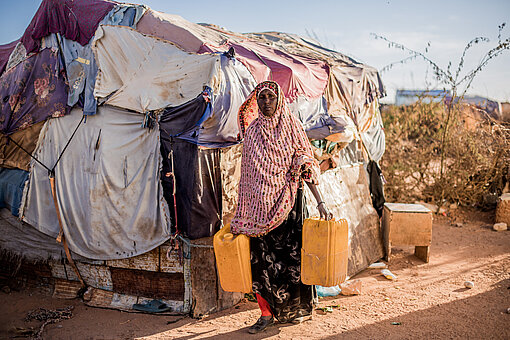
(248, 316, 274, 334)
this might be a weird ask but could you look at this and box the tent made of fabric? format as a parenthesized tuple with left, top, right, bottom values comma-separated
(21, 106, 171, 260)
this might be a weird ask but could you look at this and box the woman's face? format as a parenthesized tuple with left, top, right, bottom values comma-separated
(257, 89, 278, 117)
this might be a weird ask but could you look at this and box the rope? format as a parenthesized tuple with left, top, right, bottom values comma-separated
(5, 135, 51, 172)
(50, 114, 85, 173)
(177, 235, 214, 249)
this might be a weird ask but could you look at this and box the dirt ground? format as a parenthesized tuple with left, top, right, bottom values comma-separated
(0, 208, 509, 340)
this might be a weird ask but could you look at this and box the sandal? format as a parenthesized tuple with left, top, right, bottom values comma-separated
(248, 316, 274, 334)
(291, 315, 313, 324)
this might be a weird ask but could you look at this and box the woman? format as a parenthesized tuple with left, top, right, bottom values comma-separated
(231, 81, 333, 334)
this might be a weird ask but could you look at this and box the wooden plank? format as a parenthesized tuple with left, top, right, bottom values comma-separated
(84, 287, 184, 314)
(190, 237, 218, 318)
(414, 246, 430, 263)
(220, 144, 242, 227)
(110, 267, 184, 301)
(50, 261, 113, 290)
(52, 278, 82, 299)
(106, 244, 183, 273)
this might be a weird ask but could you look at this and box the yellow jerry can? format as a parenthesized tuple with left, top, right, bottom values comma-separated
(301, 218, 349, 287)
(213, 224, 252, 293)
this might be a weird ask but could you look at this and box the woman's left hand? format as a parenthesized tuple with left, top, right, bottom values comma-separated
(317, 202, 333, 220)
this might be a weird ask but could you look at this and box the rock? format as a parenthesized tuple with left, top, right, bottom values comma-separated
(496, 193, 510, 225)
(453, 222, 464, 228)
(82, 287, 94, 302)
(449, 203, 458, 210)
(340, 279, 362, 296)
(493, 223, 508, 231)
(381, 269, 397, 280)
(464, 281, 474, 289)
(368, 262, 387, 269)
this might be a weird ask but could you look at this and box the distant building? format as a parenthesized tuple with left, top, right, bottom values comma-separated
(395, 89, 450, 106)
(395, 89, 502, 119)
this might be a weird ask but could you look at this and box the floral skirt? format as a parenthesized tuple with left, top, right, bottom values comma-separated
(250, 188, 314, 323)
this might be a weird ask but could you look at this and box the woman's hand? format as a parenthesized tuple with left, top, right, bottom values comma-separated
(317, 202, 333, 220)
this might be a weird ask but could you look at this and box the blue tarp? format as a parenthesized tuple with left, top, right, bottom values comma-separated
(0, 168, 29, 217)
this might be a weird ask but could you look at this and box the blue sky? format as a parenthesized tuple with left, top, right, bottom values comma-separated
(1, 0, 509, 103)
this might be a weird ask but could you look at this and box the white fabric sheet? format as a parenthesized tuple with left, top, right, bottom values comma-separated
(21, 106, 171, 260)
(93, 25, 220, 112)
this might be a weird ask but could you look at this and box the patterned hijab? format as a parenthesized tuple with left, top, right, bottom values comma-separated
(231, 81, 319, 237)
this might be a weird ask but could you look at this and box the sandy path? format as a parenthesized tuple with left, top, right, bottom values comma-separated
(1, 210, 509, 339)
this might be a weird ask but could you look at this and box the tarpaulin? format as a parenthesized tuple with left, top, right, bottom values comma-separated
(0, 40, 19, 76)
(136, 9, 328, 102)
(0, 121, 45, 171)
(93, 25, 220, 112)
(0, 168, 28, 217)
(21, 106, 171, 260)
(0, 208, 88, 262)
(326, 65, 384, 132)
(201, 55, 256, 146)
(0, 48, 70, 135)
(20, 0, 115, 54)
(160, 140, 222, 240)
(39, 4, 148, 116)
(201, 41, 329, 102)
(136, 10, 222, 53)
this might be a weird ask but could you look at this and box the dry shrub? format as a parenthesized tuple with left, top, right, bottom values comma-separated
(380, 101, 510, 209)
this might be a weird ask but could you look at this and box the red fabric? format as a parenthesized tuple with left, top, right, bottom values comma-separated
(199, 41, 329, 102)
(21, 0, 116, 54)
(256, 293, 273, 317)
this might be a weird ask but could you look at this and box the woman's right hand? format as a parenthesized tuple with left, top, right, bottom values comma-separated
(318, 202, 333, 220)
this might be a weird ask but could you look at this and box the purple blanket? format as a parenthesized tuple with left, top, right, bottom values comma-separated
(0, 48, 70, 135)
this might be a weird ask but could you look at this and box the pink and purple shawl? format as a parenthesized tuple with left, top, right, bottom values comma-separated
(231, 81, 319, 237)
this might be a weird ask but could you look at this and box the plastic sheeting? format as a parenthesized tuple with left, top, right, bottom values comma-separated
(21, 106, 171, 260)
(0, 208, 90, 262)
(93, 25, 220, 113)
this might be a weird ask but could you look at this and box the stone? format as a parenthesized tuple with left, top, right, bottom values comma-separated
(453, 222, 464, 228)
(496, 193, 510, 226)
(449, 203, 458, 210)
(493, 223, 508, 231)
(464, 281, 474, 289)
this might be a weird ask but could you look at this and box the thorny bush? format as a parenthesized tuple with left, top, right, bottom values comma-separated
(380, 101, 510, 209)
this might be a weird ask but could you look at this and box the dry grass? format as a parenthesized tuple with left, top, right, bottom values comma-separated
(380, 101, 510, 209)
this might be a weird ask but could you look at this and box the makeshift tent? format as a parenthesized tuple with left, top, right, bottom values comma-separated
(0, 0, 386, 315)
